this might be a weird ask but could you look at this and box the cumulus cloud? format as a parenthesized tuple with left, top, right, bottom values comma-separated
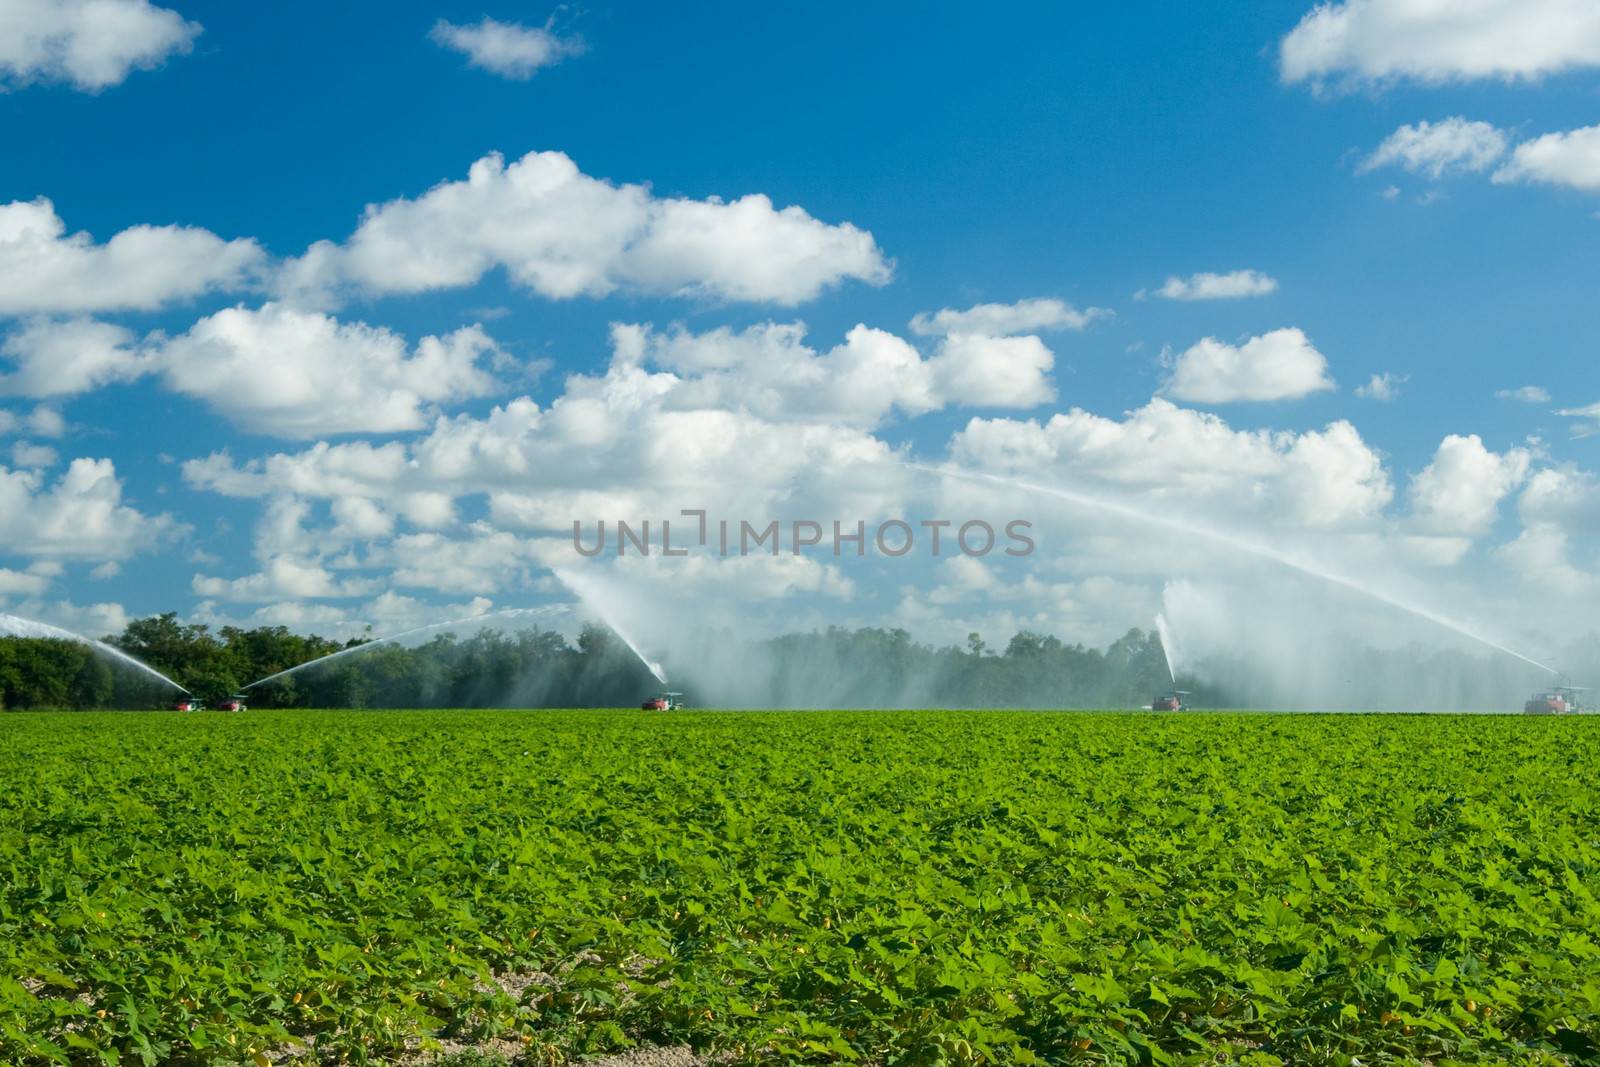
(908, 297, 1105, 337)
(618, 320, 1054, 427)
(192, 556, 382, 603)
(10, 440, 58, 468)
(1163, 328, 1335, 404)
(1280, 0, 1600, 89)
(1517, 466, 1600, 530)
(382, 527, 548, 596)
(331, 496, 394, 541)
(183, 441, 411, 501)
(1, 305, 510, 437)
(262, 493, 432, 559)
(0, 317, 149, 396)
(278, 150, 891, 307)
(0, 457, 172, 559)
(1505, 467, 1600, 593)
(430, 17, 583, 79)
(1493, 123, 1600, 193)
(1497, 385, 1551, 404)
(1148, 270, 1278, 301)
(0, 198, 263, 316)
(1356, 372, 1407, 401)
(1408, 434, 1531, 536)
(948, 398, 1394, 529)
(1359, 118, 1508, 178)
(181, 334, 921, 560)
(0, 0, 199, 91)
(1497, 521, 1600, 596)
(926, 333, 1056, 408)
(0, 403, 64, 438)
(151, 303, 503, 438)
(0, 567, 52, 596)
(619, 321, 935, 428)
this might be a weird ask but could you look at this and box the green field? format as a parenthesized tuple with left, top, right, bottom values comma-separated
(2, 710, 1597, 1066)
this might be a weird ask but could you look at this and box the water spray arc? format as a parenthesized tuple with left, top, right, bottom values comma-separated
(1154, 613, 1178, 685)
(551, 567, 670, 685)
(240, 607, 570, 691)
(909, 464, 1560, 678)
(0, 612, 189, 693)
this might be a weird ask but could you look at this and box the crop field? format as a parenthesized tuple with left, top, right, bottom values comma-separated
(2, 711, 1598, 1066)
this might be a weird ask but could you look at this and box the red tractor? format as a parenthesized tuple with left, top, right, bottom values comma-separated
(1524, 691, 1568, 715)
(1525, 686, 1587, 714)
(641, 692, 685, 711)
(1152, 691, 1190, 711)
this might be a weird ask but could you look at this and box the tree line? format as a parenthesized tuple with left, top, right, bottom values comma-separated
(0, 614, 1179, 710)
(1, 611, 1573, 711)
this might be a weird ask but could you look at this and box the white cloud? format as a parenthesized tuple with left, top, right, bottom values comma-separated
(0, 198, 263, 315)
(248, 496, 323, 560)
(1359, 118, 1508, 178)
(277, 150, 890, 307)
(1356, 372, 1407, 401)
(331, 496, 394, 540)
(1497, 523, 1600, 596)
(618, 320, 1053, 426)
(382, 527, 544, 596)
(1163, 327, 1335, 403)
(243, 495, 398, 565)
(0, 598, 131, 637)
(620, 321, 936, 428)
(0, 403, 64, 438)
(1279, 422, 1394, 527)
(184, 441, 411, 500)
(1498, 385, 1551, 404)
(181, 334, 919, 547)
(949, 398, 1393, 528)
(1408, 434, 1531, 536)
(908, 297, 1104, 337)
(153, 303, 502, 438)
(0, 457, 172, 560)
(0, 0, 199, 91)
(1397, 535, 1473, 567)
(1149, 270, 1278, 301)
(1, 317, 149, 396)
(10, 440, 57, 468)
(4, 304, 507, 437)
(1517, 466, 1600, 530)
(0, 568, 51, 596)
(926, 333, 1056, 408)
(1506, 467, 1600, 593)
(1281, 0, 1600, 88)
(429, 17, 583, 79)
(1558, 401, 1600, 437)
(1493, 123, 1600, 193)
(192, 556, 382, 603)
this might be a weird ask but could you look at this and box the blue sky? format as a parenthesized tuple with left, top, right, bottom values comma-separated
(1, 0, 1597, 674)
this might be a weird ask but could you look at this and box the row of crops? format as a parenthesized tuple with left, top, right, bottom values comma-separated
(2, 709, 1597, 1064)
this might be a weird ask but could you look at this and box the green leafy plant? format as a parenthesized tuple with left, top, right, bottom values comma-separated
(1, 710, 1596, 1064)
